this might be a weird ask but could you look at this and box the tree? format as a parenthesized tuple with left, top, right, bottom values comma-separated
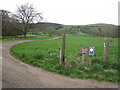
(15, 3, 43, 37)
(1, 10, 22, 37)
(1, 10, 10, 36)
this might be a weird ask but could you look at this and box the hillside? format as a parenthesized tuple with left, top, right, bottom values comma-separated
(61, 23, 118, 37)
(30, 22, 118, 37)
(31, 22, 62, 30)
(30, 22, 62, 34)
(85, 23, 118, 37)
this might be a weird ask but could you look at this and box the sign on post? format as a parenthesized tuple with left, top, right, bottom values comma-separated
(89, 47, 94, 55)
(80, 48, 88, 64)
(104, 39, 112, 60)
(80, 48, 88, 54)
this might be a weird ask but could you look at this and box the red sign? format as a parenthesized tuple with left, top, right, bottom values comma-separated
(80, 48, 88, 54)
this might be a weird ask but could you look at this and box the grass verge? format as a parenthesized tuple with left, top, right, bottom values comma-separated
(10, 35, 119, 82)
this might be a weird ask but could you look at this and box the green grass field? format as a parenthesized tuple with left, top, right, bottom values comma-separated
(10, 35, 119, 82)
(2, 32, 52, 41)
(2, 36, 51, 41)
(3, 37, 51, 41)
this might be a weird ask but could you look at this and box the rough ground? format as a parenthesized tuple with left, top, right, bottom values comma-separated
(2, 38, 118, 88)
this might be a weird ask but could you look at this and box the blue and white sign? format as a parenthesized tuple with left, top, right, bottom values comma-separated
(89, 47, 94, 55)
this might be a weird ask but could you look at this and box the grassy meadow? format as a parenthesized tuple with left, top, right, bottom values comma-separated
(10, 35, 119, 82)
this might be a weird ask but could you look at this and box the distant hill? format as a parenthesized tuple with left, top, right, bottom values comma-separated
(61, 23, 118, 37)
(30, 22, 118, 37)
(87, 23, 117, 26)
(32, 22, 62, 29)
(30, 22, 63, 34)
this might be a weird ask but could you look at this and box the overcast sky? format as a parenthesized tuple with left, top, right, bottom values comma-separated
(0, 0, 119, 25)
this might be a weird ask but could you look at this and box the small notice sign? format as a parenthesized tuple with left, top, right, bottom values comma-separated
(80, 48, 88, 54)
(89, 47, 94, 55)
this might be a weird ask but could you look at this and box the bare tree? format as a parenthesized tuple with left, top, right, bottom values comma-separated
(15, 3, 43, 37)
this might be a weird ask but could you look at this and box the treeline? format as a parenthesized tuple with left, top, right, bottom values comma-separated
(1, 9, 61, 37)
(1, 6, 62, 38)
(1, 3, 44, 38)
(1, 10, 23, 36)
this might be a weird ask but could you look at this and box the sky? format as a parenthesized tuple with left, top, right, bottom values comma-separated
(0, 0, 119, 25)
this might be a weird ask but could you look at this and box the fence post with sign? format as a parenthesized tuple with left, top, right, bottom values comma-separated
(103, 39, 112, 60)
(80, 48, 88, 64)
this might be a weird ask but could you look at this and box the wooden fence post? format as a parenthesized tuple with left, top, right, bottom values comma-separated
(60, 32, 66, 65)
(103, 39, 112, 60)
(104, 40, 108, 60)
(82, 53, 85, 64)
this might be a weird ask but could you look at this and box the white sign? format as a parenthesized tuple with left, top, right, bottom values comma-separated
(89, 47, 94, 55)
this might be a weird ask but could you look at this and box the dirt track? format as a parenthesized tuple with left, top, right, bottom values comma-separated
(2, 38, 118, 88)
